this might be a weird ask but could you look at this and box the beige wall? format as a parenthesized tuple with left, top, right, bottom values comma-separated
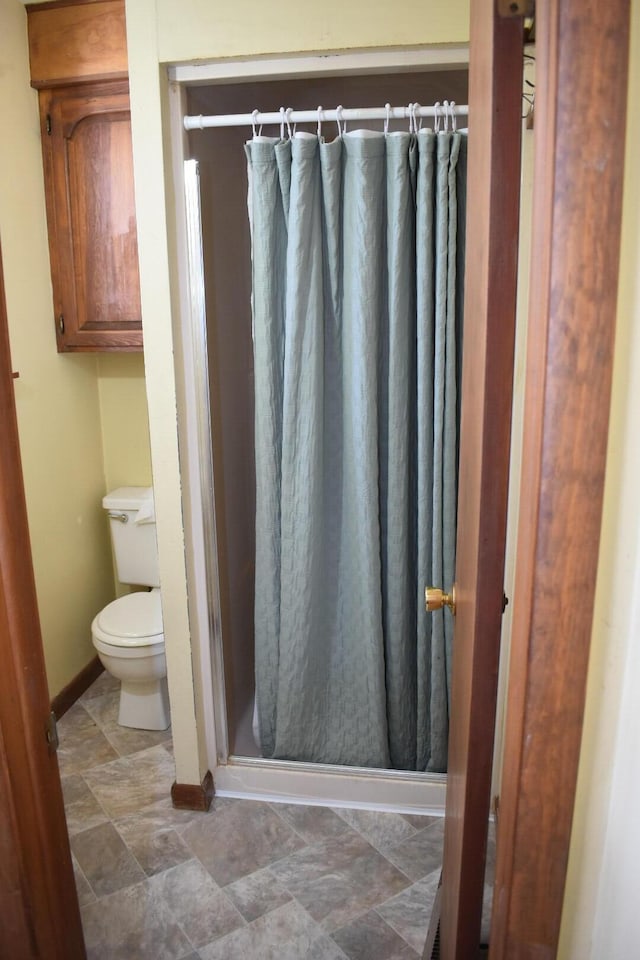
(125, 0, 472, 786)
(155, 0, 470, 63)
(0, 0, 153, 697)
(97, 353, 153, 599)
(0, 0, 112, 696)
(97, 354, 153, 492)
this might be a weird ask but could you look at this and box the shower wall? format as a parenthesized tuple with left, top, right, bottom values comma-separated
(187, 67, 469, 758)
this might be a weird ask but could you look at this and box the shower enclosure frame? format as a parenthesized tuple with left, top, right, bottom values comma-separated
(166, 45, 478, 813)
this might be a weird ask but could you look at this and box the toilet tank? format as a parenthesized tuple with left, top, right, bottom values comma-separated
(103, 487, 160, 587)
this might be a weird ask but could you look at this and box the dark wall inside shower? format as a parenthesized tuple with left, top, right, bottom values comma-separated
(186, 67, 469, 759)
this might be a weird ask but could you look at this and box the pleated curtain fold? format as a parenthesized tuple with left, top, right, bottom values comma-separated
(246, 127, 466, 771)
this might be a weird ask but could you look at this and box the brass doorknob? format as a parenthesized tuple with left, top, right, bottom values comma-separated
(425, 585, 456, 615)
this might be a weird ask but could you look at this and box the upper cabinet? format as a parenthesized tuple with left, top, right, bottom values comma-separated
(38, 81, 142, 351)
(27, 0, 142, 352)
(27, 0, 129, 87)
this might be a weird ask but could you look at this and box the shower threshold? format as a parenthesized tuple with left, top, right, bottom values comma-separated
(213, 754, 447, 816)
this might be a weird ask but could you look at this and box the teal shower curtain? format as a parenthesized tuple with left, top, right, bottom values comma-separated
(246, 127, 466, 772)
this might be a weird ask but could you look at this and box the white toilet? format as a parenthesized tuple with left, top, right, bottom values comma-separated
(91, 487, 170, 731)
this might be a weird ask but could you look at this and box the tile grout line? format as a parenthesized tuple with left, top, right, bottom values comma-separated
(76, 771, 113, 832)
(247, 837, 417, 943)
(70, 853, 98, 907)
(264, 807, 421, 889)
(330, 902, 423, 959)
(371, 903, 425, 956)
(266, 800, 359, 850)
(64, 675, 440, 958)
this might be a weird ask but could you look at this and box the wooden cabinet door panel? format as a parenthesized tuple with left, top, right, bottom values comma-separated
(67, 107, 140, 327)
(27, 0, 128, 89)
(40, 82, 142, 351)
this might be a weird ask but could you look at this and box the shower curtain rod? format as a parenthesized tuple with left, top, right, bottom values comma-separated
(183, 102, 469, 131)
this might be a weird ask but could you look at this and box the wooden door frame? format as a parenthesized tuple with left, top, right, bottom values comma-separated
(0, 1, 630, 955)
(435, 0, 630, 957)
(490, 0, 630, 955)
(437, 1, 524, 958)
(0, 243, 86, 957)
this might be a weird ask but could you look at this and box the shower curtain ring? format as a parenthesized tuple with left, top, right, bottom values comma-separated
(450, 101, 457, 132)
(434, 101, 441, 134)
(251, 108, 260, 138)
(279, 106, 286, 140)
(413, 102, 422, 132)
(285, 107, 294, 139)
(384, 102, 391, 136)
(317, 106, 323, 140)
(336, 105, 344, 137)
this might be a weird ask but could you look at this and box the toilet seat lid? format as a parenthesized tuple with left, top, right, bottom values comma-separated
(96, 591, 163, 642)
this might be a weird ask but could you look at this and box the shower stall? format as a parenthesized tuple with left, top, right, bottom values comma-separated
(172, 53, 469, 811)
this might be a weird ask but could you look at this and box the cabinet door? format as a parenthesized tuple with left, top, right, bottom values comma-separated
(40, 82, 142, 351)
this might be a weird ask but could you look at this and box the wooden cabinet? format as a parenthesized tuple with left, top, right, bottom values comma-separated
(28, 1, 142, 352)
(39, 82, 142, 351)
(27, 0, 129, 87)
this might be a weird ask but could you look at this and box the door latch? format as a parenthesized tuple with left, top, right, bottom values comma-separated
(46, 711, 59, 753)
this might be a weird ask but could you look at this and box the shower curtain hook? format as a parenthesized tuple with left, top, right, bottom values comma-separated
(407, 102, 414, 134)
(317, 106, 323, 140)
(433, 101, 441, 134)
(251, 108, 261, 138)
(336, 105, 344, 137)
(285, 107, 294, 139)
(279, 106, 286, 140)
(413, 102, 422, 133)
(384, 102, 391, 136)
(450, 101, 457, 133)
(443, 101, 450, 133)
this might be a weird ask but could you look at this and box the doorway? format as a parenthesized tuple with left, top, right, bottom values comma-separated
(170, 51, 474, 810)
(0, 6, 627, 954)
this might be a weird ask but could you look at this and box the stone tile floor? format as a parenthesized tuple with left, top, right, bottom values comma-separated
(60, 673, 461, 959)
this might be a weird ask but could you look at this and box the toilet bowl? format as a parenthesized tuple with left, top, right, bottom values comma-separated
(91, 487, 170, 731)
(92, 588, 170, 730)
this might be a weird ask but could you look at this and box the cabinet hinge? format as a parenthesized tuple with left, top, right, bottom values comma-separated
(46, 711, 59, 753)
(45, 113, 52, 135)
(497, 0, 534, 15)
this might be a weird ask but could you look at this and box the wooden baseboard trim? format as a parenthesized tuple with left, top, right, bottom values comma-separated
(50, 655, 104, 720)
(171, 770, 215, 812)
